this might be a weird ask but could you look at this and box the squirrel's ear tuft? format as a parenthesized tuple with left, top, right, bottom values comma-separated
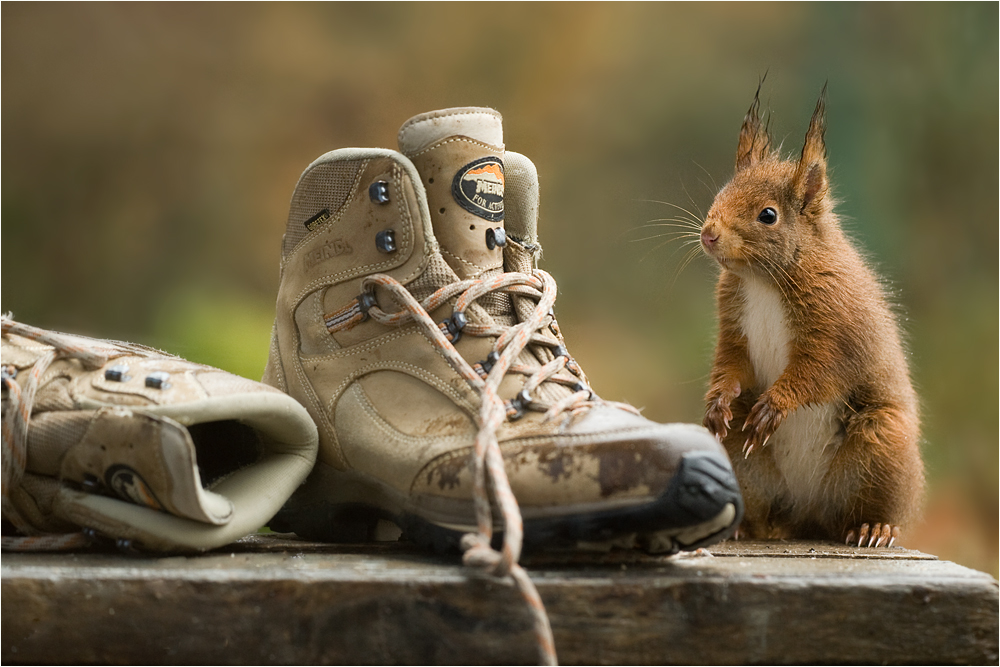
(736, 78, 771, 171)
(794, 84, 829, 214)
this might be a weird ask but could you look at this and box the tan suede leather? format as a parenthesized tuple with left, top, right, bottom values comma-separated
(265, 108, 742, 552)
(2, 319, 318, 552)
(405, 137, 506, 279)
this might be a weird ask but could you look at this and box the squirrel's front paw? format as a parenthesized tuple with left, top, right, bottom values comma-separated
(846, 523, 900, 548)
(741, 396, 786, 457)
(704, 382, 740, 439)
(704, 397, 734, 439)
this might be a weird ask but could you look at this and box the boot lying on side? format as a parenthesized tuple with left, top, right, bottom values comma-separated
(1, 317, 318, 552)
(265, 107, 743, 555)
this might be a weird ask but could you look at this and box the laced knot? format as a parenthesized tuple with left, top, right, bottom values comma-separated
(1, 316, 112, 551)
(338, 267, 628, 666)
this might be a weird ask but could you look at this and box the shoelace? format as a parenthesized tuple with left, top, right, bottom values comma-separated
(1, 316, 109, 551)
(329, 268, 638, 666)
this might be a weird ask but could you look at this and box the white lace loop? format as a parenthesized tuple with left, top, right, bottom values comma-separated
(1, 316, 108, 551)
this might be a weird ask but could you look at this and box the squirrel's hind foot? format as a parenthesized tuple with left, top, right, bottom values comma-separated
(845, 522, 900, 548)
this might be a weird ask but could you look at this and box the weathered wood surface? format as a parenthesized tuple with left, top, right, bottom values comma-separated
(3, 536, 997, 665)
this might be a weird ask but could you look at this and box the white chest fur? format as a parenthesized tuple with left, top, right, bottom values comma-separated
(739, 277, 790, 389)
(738, 276, 843, 507)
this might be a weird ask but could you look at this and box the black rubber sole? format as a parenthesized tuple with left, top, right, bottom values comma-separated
(270, 451, 743, 555)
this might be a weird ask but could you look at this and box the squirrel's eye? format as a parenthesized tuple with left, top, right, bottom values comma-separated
(757, 207, 778, 225)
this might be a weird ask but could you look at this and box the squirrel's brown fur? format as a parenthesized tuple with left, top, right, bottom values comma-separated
(700, 85, 924, 546)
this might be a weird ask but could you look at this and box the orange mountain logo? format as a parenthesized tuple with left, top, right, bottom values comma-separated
(453, 157, 504, 222)
(106, 464, 164, 511)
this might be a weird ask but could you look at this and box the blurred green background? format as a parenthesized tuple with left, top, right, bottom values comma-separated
(3, 3, 996, 575)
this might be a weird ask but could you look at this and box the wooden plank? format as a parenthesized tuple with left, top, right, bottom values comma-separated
(2, 537, 996, 665)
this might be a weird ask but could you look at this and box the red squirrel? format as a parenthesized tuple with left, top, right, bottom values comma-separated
(700, 85, 924, 547)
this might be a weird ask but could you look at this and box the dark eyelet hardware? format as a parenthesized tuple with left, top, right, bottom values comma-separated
(81, 473, 101, 492)
(439, 311, 467, 343)
(357, 292, 378, 320)
(486, 227, 507, 250)
(375, 229, 397, 253)
(483, 351, 500, 373)
(104, 364, 130, 382)
(572, 382, 594, 400)
(369, 181, 390, 204)
(145, 372, 171, 390)
(552, 345, 568, 359)
(474, 351, 501, 380)
(506, 389, 531, 421)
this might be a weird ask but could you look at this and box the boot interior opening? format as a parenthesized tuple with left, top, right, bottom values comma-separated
(187, 420, 263, 488)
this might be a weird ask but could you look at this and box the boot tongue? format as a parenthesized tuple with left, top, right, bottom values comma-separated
(398, 108, 506, 281)
(400, 110, 573, 406)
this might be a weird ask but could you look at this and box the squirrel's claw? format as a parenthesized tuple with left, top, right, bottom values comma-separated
(704, 406, 730, 440)
(704, 385, 738, 440)
(846, 523, 899, 548)
(742, 396, 785, 454)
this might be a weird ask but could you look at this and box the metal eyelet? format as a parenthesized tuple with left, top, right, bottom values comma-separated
(486, 227, 507, 250)
(81, 474, 101, 492)
(512, 389, 531, 411)
(474, 351, 501, 380)
(506, 389, 532, 421)
(482, 351, 500, 373)
(505, 400, 524, 421)
(357, 292, 378, 320)
(145, 372, 171, 390)
(104, 364, 130, 382)
(369, 181, 390, 204)
(376, 229, 397, 253)
(439, 312, 468, 343)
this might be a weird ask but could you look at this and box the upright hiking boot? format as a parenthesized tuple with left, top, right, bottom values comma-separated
(1, 317, 318, 552)
(265, 107, 743, 555)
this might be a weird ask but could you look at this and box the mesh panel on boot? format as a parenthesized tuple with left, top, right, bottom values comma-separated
(405, 252, 460, 303)
(476, 266, 515, 328)
(405, 254, 515, 328)
(13, 474, 76, 533)
(26, 411, 94, 476)
(502, 152, 540, 249)
(33, 376, 76, 413)
(283, 161, 363, 258)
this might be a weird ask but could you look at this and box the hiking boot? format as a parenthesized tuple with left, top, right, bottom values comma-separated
(265, 107, 742, 555)
(1, 317, 318, 552)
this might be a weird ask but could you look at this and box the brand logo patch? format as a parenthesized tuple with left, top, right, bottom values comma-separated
(105, 464, 163, 511)
(304, 208, 331, 231)
(452, 157, 504, 222)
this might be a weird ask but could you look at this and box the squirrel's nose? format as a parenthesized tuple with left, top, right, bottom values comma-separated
(701, 229, 719, 248)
